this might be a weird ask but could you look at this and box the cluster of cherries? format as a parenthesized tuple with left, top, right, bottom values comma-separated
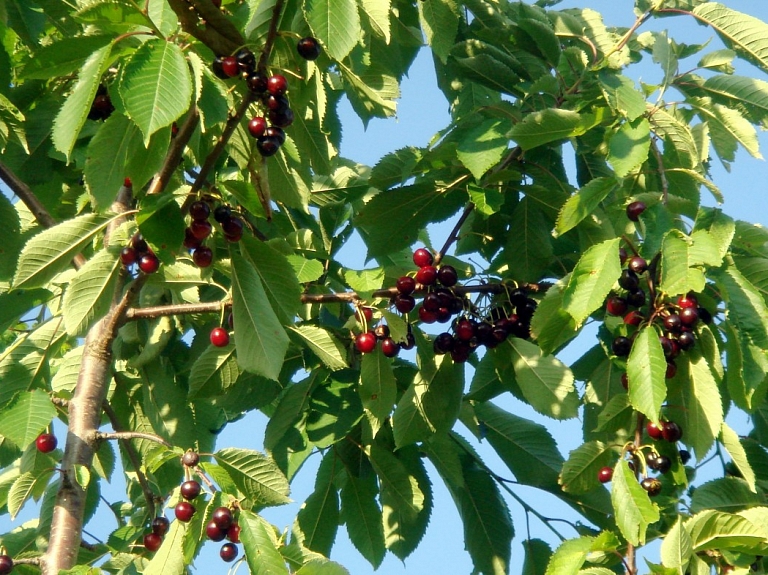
(182, 200, 245, 268)
(166, 451, 240, 562)
(353, 248, 536, 363)
(608, 258, 711, 382)
(211, 37, 321, 157)
(120, 232, 160, 275)
(598, 419, 687, 497)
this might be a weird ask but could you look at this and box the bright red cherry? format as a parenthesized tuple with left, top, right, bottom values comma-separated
(418, 306, 438, 324)
(220, 542, 238, 562)
(455, 319, 475, 341)
(266, 74, 288, 95)
(124, 177, 133, 188)
(221, 56, 239, 78)
(180, 480, 201, 500)
(36, 433, 57, 453)
(206, 520, 226, 542)
(190, 219, 212, 240)
(413, 248, 434, 268)
(355, 307, 373, 324)
(416, 265, 438, 286)
(210, 327, 230, 347)
(677, 294, 698, 309)
(598, 466, 613, 483)
(355, 332, 376, 354)
(381, 337, 399, 357)
(646, 421, 664, 440)
(143, 533, 163, 552)
(152, 516, 170, 536)
(623, 310, 643, 326)
(138, 253, 160, 274)
(174, 501, 195, 522)
(212, 507, 234, 530)
(248, 117, 267, 138)
(222, 216, 244, 242)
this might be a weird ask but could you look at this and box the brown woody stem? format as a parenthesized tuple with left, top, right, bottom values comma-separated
(94, 431, 172, 447)
(147, 106, 200, 196)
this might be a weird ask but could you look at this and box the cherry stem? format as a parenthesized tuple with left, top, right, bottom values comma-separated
(101, 400, 157, 518)
(94, 431, 172, 448)
(434, 202, 474, 267)
(193, 466, 218, 492)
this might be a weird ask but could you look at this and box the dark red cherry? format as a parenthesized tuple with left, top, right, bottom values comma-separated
(256, 136, 281, 157)
(455, 319, 475, 341)
(121, 247, 137, 266)
(212, 56, 230, 80)
(222, 217, 244, 242)
(641, 477, 662, 496)
(267, 74, 288, 95)
(418, 306, 437, 324)
(248, 117, 267, 138)
(192, 246, 213, 268)
(394, 295, 415, 314)
(180, 480, 201, 500)
(246, 72, 268, 94)
(138, 253, 160, 274)
(611, 336, 632, 357)
(619, 269, 639, 291)
(433, 332, 454, 354)
(647, 420, 664, 440)
(662, 421, 683, 442)
(678, 331, 695, 351)
(628, 256, 648, 274)
(174, 501, 195, 522)
(206, 520, 227, 542)
(190, 219, 212, 240)
(264, 126, 286, 145)
(220, 542, 238, 562)
(144, 533, 163, 552)
(416, 266, 437, 286)
(235, 48, 256, 74)
(189, 201, 210, 221)
(297, 37, 321, 60)
(624, 310, 644, 326)
(268, 107, 294, 128)
(606, 296, 628, 316)
(226, 523, 241, 543)
(212, 507, 234, 530)
(221, 56, 239, 78)
(381, 337, 399, 358)
(152, 516, 170, 536)
(664, 314, 682, 333)
(396, 276, 416, 295)
(213, 205, 232, 223)
(182, 451, 199, 467)
(626, 201, 646, 222)
(437, 265, 458, 287)
(680, 306, 699, 327)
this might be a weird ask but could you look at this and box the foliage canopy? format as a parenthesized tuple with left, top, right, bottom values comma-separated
(2, 0, 768, 574)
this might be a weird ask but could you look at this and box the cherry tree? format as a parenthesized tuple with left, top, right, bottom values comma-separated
(1, 1, 768, 574)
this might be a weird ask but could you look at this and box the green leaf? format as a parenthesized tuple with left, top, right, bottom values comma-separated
(523, 539, 553, 575)
(529, 276, 578, 355)
(338, 62, 398, 122)
(661, 518, 693, 575)
(627, 325, 667, 424)
(687, 509, 768, 551)
(290, 326, 348, 371)
(724, 321, 768, 412)
(559, 441, 613, 494)
(369, 443, 424, 519)
(339, 472, 385, 568)
(147, 0, 178, 36)
(73, 464, 91, 489)
(295, 561, 350, 575)
(356, 185, 464, 258)
(240, 236, 301, 325)
(392, 355, 463, 447)
(692, 98, 761, 161)
(213, 447, 290, 506)
(544, 536, 593, 575)
(136, 193, 185, 261)
(692, 3, 768, 74)
(13, 213, 116, 289)
(717, 264, 768, 348)
(720, 423, 757, 493)
(187, 343, 239, 398)
(239, 509, 289, 575)
(598, 71, 647, 121)
(418, 0, 459, 62)
(21, 34, 114, 80)
(360, 350, 397, 436)
(504, 197, 554, 282)
(648, 106, 699, 169)
(62, 248, 121, 336)
(297, 451, 340, 556)
(450, 40, 521, 96)
(0, 389, 56, 448)
(555, 177, 618, 236)
(456, 118, 510, 180)
(607, 118, 651, 177)
(0, 289, 51, 334)
(231, 252, 290, 381)
(305, 0, 360, 61)
(700, 74, 768, 117)
(52, 44, 112, 161)
(562, 238, 622, 327)
(507, 337, 579, 419)
(264, 378, 314, 452)
(8, 469, 54, 520)
(474, 401, 564, 489)
(83, 114, 140, 211)
(119, 39, 192, 144)
(144, 519, 186, 575)
(509, 109, 586, 150)
(611, 460, 660, 546)
(359, 0, 391, 42)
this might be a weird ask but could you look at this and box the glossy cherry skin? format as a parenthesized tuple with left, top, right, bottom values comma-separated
(248, 117, 267, 138)
(394, 295, 415, 314)
(144, 533, 163, 552)
(297, 37, 321, 60)
(646, 420, 664, 440)
(152, 516, 170, 536)
(212, 507, 234, 530)
(0, 555, 13, 575)
(189, 201, 210, 221)
(416, 265, 438, 286)
(210, 327, 230, 347)
(396, 276, 416, 295)
(412, 248, 434, 267)
(437, 265, 458, 287)
(226, 523, 241, 543)
(626, 201, 646, 222)
(180, 480, 201, 500)
(221, 56, 239, 78)
(598, 466, 613, 483)
(266, 74, 288, 95)
(36, 433, 58, 453)
(174, 501, 195, 522)
(355, 332, 376, 354)
(206, 520, 227, 542)
(120, 247, 137, 266)
(380, 337, 399, 357)
(138, 254, 160, 274)
(606, 296, 628, 316)
(192, 246, 213, 268)
(220, 542, 238, 562)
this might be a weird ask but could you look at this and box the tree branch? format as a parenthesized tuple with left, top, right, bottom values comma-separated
(147, 106, 200, 196)
(166, 0, 240, 56)
(0, 160, 86, 269)
(94, 430, 172, 447)
(434, 202, 474, 266)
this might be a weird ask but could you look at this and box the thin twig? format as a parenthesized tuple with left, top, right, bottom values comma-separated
(256, 0, 286, 74)
(649, 138, 669, 204)
(147, 106, 200, 196)
(94, 430, 172, 448)
(434, 203, 475, 267)
(101, 400, 159, 518)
